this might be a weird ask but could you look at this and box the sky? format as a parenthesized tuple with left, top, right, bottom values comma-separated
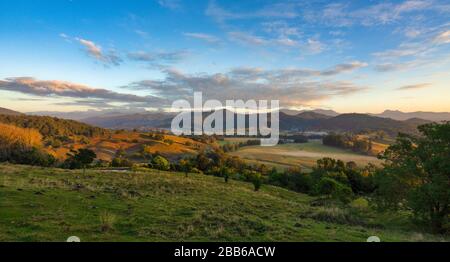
(0, 0, 449, 114)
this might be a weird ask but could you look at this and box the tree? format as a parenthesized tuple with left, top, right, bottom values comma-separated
(221, 166, 231, 183)
(377, 122, 450, 233)
(151, 155, 170, 171)
(179, 159, 193, 177)
(251, 172, 263, 192)
(316, 177, 353, 204)
(64, 149, 96, 173)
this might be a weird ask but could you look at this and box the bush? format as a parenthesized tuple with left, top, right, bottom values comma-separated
(99, 211, 117, 232)
(316, 177, 354, 204)
(150, 155, 170, 171)
(111, 157, 133, 168)
(251, 172, 263, 192)
(308, 207, 364, 226)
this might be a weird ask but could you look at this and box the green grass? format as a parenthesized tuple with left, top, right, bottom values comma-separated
(230, 140, 382, 171)
(0, 164, 446, 242)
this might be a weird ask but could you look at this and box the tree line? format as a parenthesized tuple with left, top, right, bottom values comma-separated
(323, 133, 374, 155)
(0, 114, 108, 138)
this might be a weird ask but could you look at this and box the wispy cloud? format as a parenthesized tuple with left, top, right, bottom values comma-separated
(157, 0, 181, 10)
(127, 50, 189, 68)
(183, 32, 221, 45)
(322, 61, 368, 75)
(134, 30, 149, 38)
(309, 0, 433, 27)
(206, 0, 299, 23)
(397, 83, 432, 90)
(71, 37, 122, 66)
(373, 27, 450, 72)
(433, 30, 450, 44)
(228, 31, 268, 46)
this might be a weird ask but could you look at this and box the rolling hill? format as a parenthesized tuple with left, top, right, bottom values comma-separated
(0, 114, 107, 137)
(0, 107, 22, 116)
(309, 113, 424, 136)
(0, 164, 445, 242)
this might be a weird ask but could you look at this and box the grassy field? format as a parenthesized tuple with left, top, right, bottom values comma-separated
(0, 164, 445, 242)
(230, 140, 382, 171)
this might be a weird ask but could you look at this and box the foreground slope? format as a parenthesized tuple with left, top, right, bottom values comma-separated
(0, 164, 445, 242)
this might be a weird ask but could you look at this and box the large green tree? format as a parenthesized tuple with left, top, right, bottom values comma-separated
(377, 122, 450, 233)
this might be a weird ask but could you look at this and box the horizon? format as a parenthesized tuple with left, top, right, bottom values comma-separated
(1, 0, 449, 114)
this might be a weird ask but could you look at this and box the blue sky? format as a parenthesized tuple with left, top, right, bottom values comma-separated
(0, 0, 449, 113)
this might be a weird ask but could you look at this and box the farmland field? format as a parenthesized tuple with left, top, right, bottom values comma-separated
(230, 140, 382, 171)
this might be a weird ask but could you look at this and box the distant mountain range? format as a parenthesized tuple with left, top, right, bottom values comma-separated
(281, 109, 339, 117)
(373, 110, 450, 122)
(80, 110, 430, 136)
(28, 108, 149, 121)
(1, 107, 447, 136)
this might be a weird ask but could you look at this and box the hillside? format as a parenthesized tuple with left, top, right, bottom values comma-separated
(82, 112, 174, 130)
(0, 114, 107, 138)
(311, 114, 422, 136)
(0, 112, 204, 162)
(0, 164, 445, 242)
(0, 107, 22, 116)
(51, 131, 206, 162)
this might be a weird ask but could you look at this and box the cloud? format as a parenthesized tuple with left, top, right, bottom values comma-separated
(373, 42, 429, 58)
(206, 0, 299, 22)
(52, 99, 119, 109)
(228, 32, 268, 46)
(157, 0, 181, 10)
(183, 32, 221, 45)
(122, 65, 367, 108)
(305, 39, 326, 54)
(307, 0, 433, 27)
(134, 30, 149, 38)
(227, 31, 303, 48)
(433, 30, 450, 44)
(262, 21, 302, 38)
(322, 61, 368, 75)
(373, 28, 450, 72)
(397, 83, 432, 90)
(0, 77, 164, 106)
(75, 38, 122, 66)
(59, 33, 71, 42)
(127, 50, 188, 68)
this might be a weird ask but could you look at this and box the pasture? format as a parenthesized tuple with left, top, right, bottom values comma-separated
(230, 140, 382, 171)
(0, 164, 444, 242)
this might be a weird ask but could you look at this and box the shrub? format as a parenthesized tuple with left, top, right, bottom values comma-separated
(111, 157, 133, 168)
(63, 149, 96, 172)
(150, 155, 170, 171)
(309, 207, 364, 226)
(316, 177, 353, 204)
(99, 211, 117, 232)
(251, 172, 262, 192)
